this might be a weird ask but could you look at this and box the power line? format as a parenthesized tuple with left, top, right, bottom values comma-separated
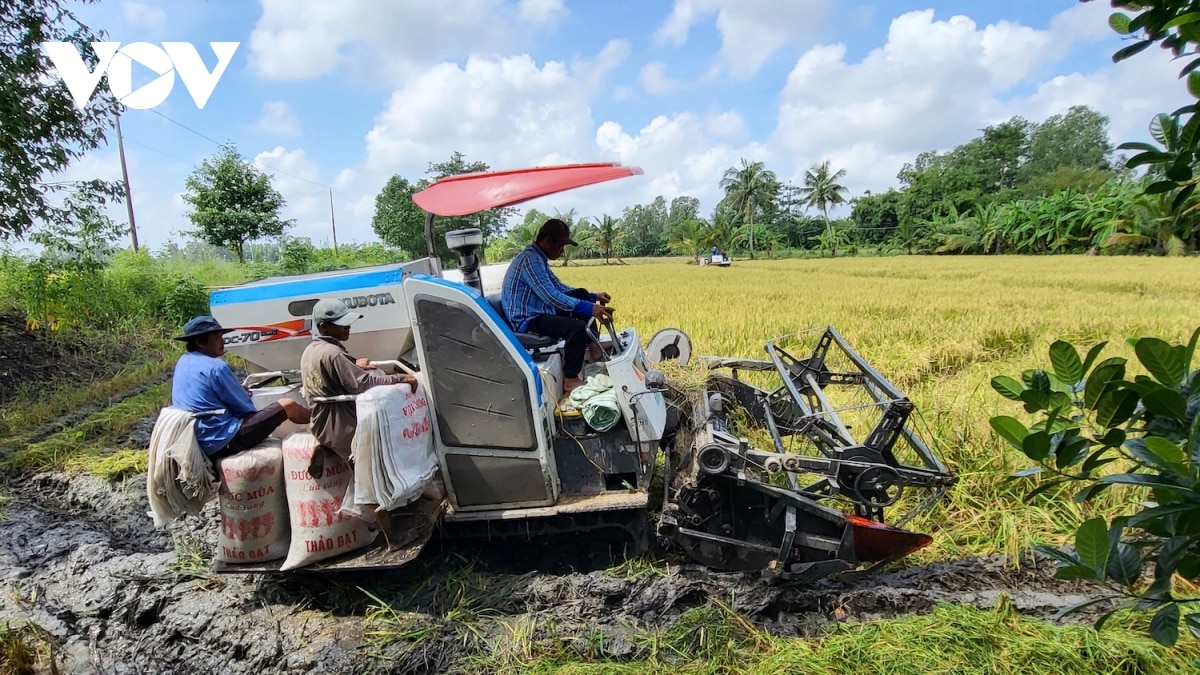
(142, 108, 352, 200)
(122, 137, 197, 166)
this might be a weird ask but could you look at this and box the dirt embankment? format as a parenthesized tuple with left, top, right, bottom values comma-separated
(0, 312, 141, 409)
(0, 455, 1105, 675)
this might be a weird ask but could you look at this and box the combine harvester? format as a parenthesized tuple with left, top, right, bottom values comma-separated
(207, 163, 956, 582)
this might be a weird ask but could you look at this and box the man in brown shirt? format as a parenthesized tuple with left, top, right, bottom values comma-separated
(301, 298, 417, 475)
(301, 298, 418, 549)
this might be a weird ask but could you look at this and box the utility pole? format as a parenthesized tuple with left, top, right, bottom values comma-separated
(328, 188, 338, 254)
(115, 112, 139, 251)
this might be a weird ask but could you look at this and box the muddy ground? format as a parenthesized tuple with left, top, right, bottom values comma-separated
(0, 446, 1106, 675)
(0, 331, 1108, 673)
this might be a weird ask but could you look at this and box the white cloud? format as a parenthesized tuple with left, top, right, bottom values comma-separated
(248, 0, 552, 82)
(579, 39, 630, 91)
(653, 0, 836, 78)
(639, 62, 682, 95)
(364, 55, 589, 174)
(254, 100, 302, 137)
(252, 147, 337, 245)
(589, 113, 768, 218)
(519, 0, 567, 25)
(654, 0, 701, 46)
(1049, 0, 1118, 43)
(1017, 56, 1188, 153)
(122, 1, 166, 31)
(706, 111, 746, 139)
(764, 4, 1193, 213)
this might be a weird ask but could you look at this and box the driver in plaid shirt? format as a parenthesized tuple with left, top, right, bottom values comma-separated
(502, 218, 614, 394)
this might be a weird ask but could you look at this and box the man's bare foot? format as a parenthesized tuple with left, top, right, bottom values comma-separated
(587, 343, 603, 362)
(307, 445, 332, 480)
(564, 376, 585, 394)
(375, 508, 420, 551)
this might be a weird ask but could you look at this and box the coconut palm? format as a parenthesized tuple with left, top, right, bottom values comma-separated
(798, 161, 849, 258)
(563, 221, 600, 266)
(667, 218, 713, 264)
(584, 214, 622, 264)
(705, 207, 748, 256)
(720, 158, 779, 259)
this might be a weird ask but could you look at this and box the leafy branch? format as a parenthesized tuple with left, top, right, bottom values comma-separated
(991, 325, 1200, 647)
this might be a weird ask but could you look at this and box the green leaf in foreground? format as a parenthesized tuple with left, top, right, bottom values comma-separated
(1049, 340, 1083, 384)
(1076, 517, 1109, 575)
(1187, 613, 1200, 640)
(991, 375, 1024, 401)
(1136, 337, 1186, 388)
(990, 416, 1029, 449)
(1151, 603, 1180, 647)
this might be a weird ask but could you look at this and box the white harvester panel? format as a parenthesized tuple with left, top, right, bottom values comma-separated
(209, 260, 436, 372)
(604, 330, 668, 444)
(402, 274, 560, 512)
(442, 261, 511, 296)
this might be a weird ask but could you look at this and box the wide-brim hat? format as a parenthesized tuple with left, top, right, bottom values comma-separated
(174, 315, 234, 341)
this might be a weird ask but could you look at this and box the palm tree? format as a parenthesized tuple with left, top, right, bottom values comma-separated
(798, 161, 849, 258)
(584, 214, 621, 264)
(704, 207, 748, 256)
(720, 158, 779, 259)
(562, 222, 599, 266)
(667, 218, 712, 264)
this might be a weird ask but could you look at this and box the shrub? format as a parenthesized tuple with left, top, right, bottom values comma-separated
(991, 327, 1200, 648)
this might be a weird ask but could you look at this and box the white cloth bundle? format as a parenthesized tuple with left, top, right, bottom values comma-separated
(346, 385, 438, 514)
(145, 407, 220, 528)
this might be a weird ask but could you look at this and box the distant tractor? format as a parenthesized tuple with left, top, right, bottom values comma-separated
(206, 163, 956, 581)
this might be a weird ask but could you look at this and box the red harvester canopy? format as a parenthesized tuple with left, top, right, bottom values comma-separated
(411, 162, 643, 217)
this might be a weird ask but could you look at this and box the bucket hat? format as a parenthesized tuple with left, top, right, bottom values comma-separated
(174, 316, 234, 341)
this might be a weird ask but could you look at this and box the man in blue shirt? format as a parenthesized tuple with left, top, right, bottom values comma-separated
(170, 316, 311, 460)
(502, 218, 614, 394)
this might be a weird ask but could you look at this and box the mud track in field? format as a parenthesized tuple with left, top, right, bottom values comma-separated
(0, 410, 1104, 674)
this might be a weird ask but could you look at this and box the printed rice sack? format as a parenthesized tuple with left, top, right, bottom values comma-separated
(215, 438, 289, 564)
(280, 431, 376, 570)
(348, 385, 438, 513)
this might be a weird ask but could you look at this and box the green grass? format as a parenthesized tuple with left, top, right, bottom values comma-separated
(0, 335, 174, 439)
(2, 380, 169, 474)
(357, 595, 1200, 675)
(0, 620, 57, 675)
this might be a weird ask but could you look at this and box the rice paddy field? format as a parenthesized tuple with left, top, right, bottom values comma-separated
(557, 255, 1200, 566)
(5, 253, 1200, 674)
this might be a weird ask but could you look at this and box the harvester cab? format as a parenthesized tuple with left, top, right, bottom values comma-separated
(202, 162, 956, 581)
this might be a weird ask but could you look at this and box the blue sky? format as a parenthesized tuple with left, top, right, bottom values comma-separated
(36, 0, 1192, 252)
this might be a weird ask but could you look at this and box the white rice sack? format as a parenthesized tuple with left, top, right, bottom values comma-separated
(349, 385, 438, 513)
(214, 438, 289, 564)
(280, 431, 376, 571)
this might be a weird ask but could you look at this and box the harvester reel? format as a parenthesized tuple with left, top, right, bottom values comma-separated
(853, 466, 903, 508)
(647, 328, 692, 367)
(661, 325, 956, 583)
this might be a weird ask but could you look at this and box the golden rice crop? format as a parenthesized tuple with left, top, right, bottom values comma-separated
(556, 254, 1200, 562)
